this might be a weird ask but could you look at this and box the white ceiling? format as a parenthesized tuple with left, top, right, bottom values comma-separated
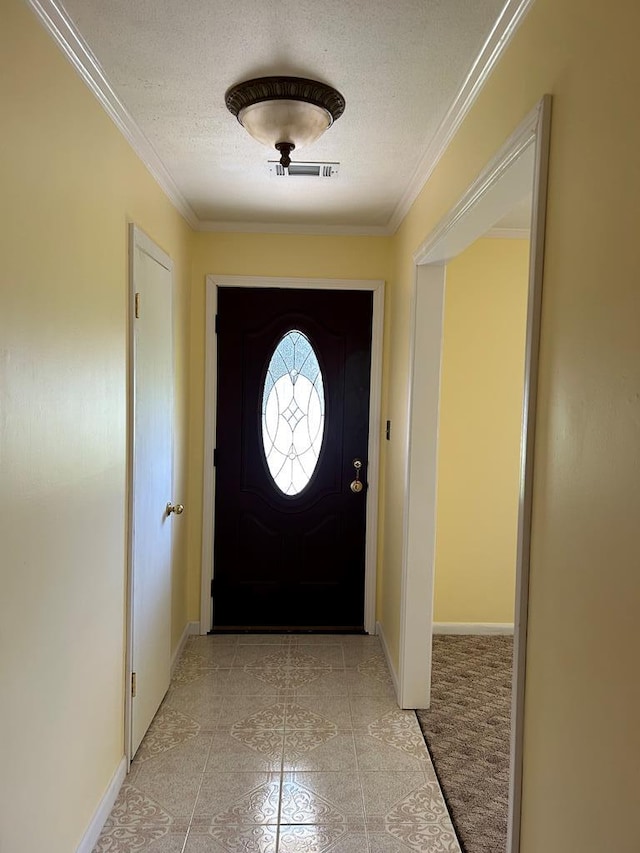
(58, 0, 510, 232)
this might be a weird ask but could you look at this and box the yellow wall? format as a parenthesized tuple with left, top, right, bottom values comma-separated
(187, 232, 393, 621)
(0, 3, 192, 851)
(382, 1, 640, 850)
(3, 0, 640, 850)
(434, 237, 529, 624)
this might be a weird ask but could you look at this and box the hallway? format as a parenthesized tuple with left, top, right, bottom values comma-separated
(95, 634, 460, 852)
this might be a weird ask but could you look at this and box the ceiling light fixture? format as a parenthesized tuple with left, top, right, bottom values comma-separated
(225, 76, 345, 169)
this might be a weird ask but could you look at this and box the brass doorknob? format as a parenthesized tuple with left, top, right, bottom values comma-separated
(350, 458, 365, 493)
(166, 502, 184, 515)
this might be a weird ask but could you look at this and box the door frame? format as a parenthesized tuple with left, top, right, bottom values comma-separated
(200, 275, 385, 635)
(125, 223, 174, 766)
(397, 95, 551, 853)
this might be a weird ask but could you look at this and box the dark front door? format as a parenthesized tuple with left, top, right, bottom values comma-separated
(212, 286, 373, 631)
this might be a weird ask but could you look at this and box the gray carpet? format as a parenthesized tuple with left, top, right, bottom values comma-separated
(416, 635, 513, 853)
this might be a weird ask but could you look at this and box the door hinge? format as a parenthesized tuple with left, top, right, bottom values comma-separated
(131, 671, 137, 698)
(213, 448, 218, 467)
(215, 313, 219, 333)
(210, 578, 215, 598)
(134, 292, 140, 319)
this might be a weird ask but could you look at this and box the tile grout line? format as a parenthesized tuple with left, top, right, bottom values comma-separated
(349, 676, 372, 853)
(277, 675, 290, 853)
(179, 665, 219, 853)
(180, 636, 235, 853)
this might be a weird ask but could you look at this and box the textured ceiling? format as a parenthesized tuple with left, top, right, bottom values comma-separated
(61, 0, 507, 230)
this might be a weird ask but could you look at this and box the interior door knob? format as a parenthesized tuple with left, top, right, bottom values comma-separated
(166, 502, 184, 515)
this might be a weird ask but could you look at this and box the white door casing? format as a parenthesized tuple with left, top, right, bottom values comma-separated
(398, 96, 552, 853)
(398, 262, 446, 709)
(126, 225, 174, 759)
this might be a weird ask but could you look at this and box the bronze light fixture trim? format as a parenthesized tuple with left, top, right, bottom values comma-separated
(225, 76, 346, 168)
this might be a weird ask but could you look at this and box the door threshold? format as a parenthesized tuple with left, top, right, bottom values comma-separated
(209, 626, 366, 635)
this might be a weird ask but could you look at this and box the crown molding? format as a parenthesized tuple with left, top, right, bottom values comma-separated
(29, 0, 533, 239)
(413, 98, 541, 265)
(386, 0, 535, 234)
(196, 220, 392, 237)
(486, 227, 530, 239)
(27, 0, 199, 229)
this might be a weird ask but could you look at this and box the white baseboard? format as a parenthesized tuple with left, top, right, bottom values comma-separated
(76, 756, 126, 853)
(433, 622, 514, 635)
(375, 620, 400, 700)
(171, 621, 201, 675)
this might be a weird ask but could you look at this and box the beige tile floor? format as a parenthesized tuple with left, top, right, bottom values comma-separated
(94, 634, 461, 853)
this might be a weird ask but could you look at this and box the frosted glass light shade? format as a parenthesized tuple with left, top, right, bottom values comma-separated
(225, 76, 345, 163)
(239, 100, 332, 150)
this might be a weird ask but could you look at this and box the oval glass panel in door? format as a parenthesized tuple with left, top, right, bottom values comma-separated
(262, 329, 325, 495)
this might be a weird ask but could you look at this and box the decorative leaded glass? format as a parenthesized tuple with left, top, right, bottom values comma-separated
(261, 330, 325, 495)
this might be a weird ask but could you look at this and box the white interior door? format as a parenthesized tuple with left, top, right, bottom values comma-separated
(129, 226, 174, 758)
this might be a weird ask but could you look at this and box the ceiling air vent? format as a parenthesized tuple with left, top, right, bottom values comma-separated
(268, 161, 340, 178)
